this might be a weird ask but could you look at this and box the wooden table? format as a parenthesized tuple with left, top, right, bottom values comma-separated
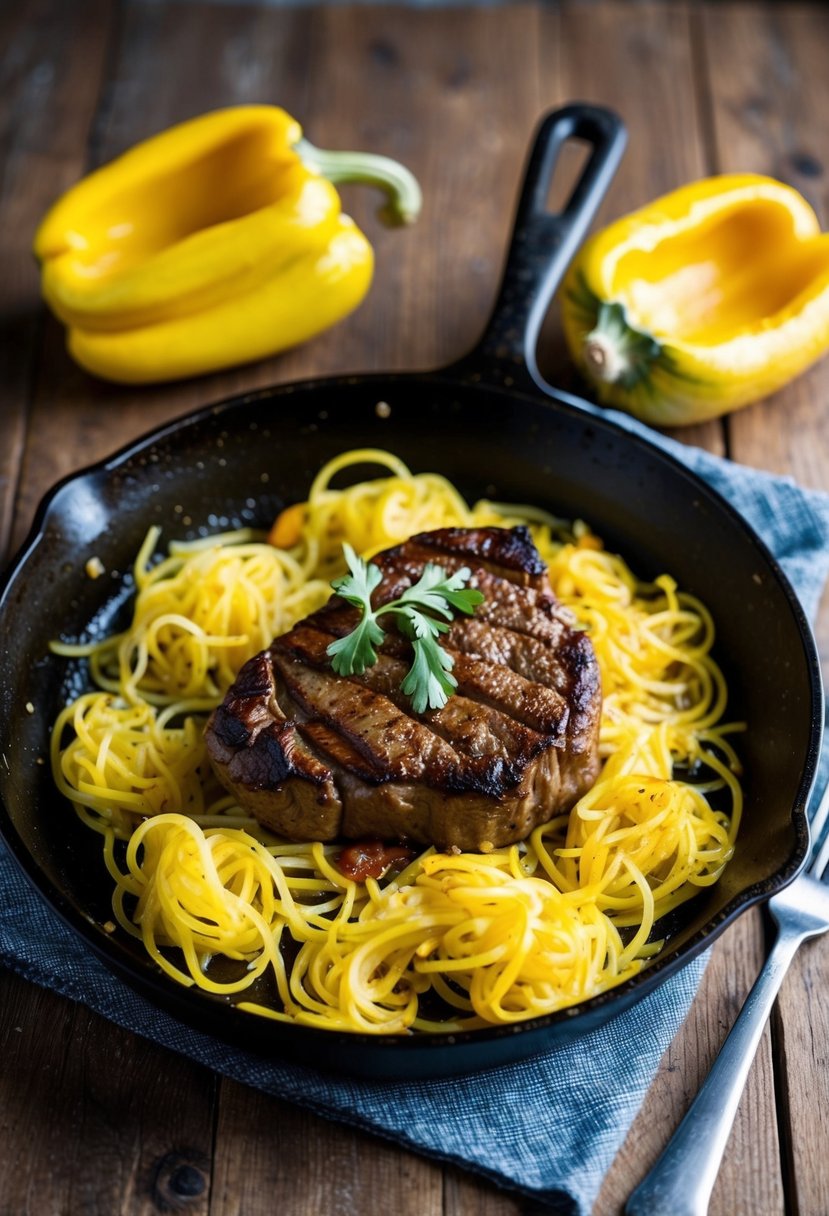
(2, 2, 828, 1212)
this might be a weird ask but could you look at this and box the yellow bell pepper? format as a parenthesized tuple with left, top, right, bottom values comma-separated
(34, 106, 421, 384)
(561, 174, 829, 426)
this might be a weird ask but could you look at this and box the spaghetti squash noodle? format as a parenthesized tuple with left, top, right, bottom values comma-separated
(50, 448, 744, 1033)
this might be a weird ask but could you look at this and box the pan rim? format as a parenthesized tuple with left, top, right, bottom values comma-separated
(0, 370, 822, 1063)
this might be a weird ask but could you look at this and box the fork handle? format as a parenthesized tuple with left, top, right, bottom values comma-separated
(625, 926, 805, 1216)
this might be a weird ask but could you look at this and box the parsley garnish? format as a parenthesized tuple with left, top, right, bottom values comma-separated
(326, 544, 484, 713)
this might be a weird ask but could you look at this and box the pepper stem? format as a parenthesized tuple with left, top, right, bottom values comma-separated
(296, 138, 422, 227)
(583, 332, 629, 384)
(583, 301, 661, 389)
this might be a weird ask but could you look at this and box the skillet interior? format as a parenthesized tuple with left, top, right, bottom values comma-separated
(0, 373, 820, 1078)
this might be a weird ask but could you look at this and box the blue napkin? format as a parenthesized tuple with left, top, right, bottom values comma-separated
(2, 404, 828, 1215)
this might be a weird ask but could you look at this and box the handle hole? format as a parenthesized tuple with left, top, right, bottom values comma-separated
(544, 136, 593, 215)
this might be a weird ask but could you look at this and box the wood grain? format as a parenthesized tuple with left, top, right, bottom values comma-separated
(700, 3, 829, 480)
(0, 6, 223, 1209)
(205, 6, 553, 1211)
(595, 918, 786, 1216)
(702, 8, 829, 1216)
(545, 4, 780, 1210)
(212, 1090, 444, 1216)
(9, 0, 314, 554)
(701, 1, 829, 677)
(539, 0, 725, 456)
(0, 0, 112, 560)
(298, 3, 548, 377)
(0, 972, 216, 1216)
(0, 2, 827, 1215)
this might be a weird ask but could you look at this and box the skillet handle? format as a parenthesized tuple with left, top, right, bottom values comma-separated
(447, 104, 626, 392)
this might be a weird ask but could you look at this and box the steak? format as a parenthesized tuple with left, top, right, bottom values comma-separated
(205, 526, 602, 852)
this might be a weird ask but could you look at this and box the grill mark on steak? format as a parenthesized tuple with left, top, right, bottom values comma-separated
(448, 650, 570, 737)
(370, 554, 575, 643)
(277, 623, 569, 747)
(271, 643, 542, 796)
(205, 525, 602, 851)
(314, 563, 574, 666)
(297, 719, 386, 783)
(447, 616, 599, 728)
(397, 525, 548, 585)
(272, 652, 459, 780)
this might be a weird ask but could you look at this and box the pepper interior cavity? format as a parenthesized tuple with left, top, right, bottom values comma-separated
(562, 174, 829, 425)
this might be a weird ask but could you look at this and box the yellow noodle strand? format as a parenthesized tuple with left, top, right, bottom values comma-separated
(50, 448, 744, 1032)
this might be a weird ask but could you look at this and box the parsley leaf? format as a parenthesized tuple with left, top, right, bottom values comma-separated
(396, 563, 482, 619)
(326, 612, 386, 676)
(330, 543, 383, 605)
(325, 546, 484, 712)
(400, 637, 457, 714)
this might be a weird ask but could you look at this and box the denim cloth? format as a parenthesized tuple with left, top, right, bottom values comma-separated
(2, 403, 828, 1215)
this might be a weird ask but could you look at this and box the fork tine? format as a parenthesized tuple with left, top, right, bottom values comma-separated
(807, 777, 829, 878)
(810, 814, 829, 878)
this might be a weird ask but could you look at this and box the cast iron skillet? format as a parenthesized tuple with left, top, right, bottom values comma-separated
(0, 106, 823, 1079)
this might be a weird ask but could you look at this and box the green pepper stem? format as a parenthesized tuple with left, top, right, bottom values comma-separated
(583, 301, 661, 389)
(296, 138, 422, 227)
(583, 332, 630, 384)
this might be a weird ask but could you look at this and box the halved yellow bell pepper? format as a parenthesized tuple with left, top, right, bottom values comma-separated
(34, 106, 421, 384)
(561, 174, 829, 426)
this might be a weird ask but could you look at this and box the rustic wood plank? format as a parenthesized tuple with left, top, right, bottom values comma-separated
(543, 0, 725, 456)
(0, 970, 216, 1215)
(771, 942, 829, 1216)
(700, 0, 829, 677)
(0, 2, 296, 1212)
(4, 4, 823, 1216)
(595, 912, 784, 1216)
(297, 3, 553, 380)
(0, 0, 111, 560)
(204, 5, 550, 1212)
(0, 4, 219, 1213)
(210, 1092, 444, 1216)
(701, 7, 829, 1215)
(9, 0, 316, 554)
(540, 5, 781, 1211)
(443, 1168, 526, 1216)
(9, 3, 549, 1215)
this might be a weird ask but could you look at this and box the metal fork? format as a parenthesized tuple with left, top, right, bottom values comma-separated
(626, 775, 829, 1216)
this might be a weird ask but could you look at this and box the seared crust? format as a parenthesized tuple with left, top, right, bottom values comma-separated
(205, 526, 602, 850)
